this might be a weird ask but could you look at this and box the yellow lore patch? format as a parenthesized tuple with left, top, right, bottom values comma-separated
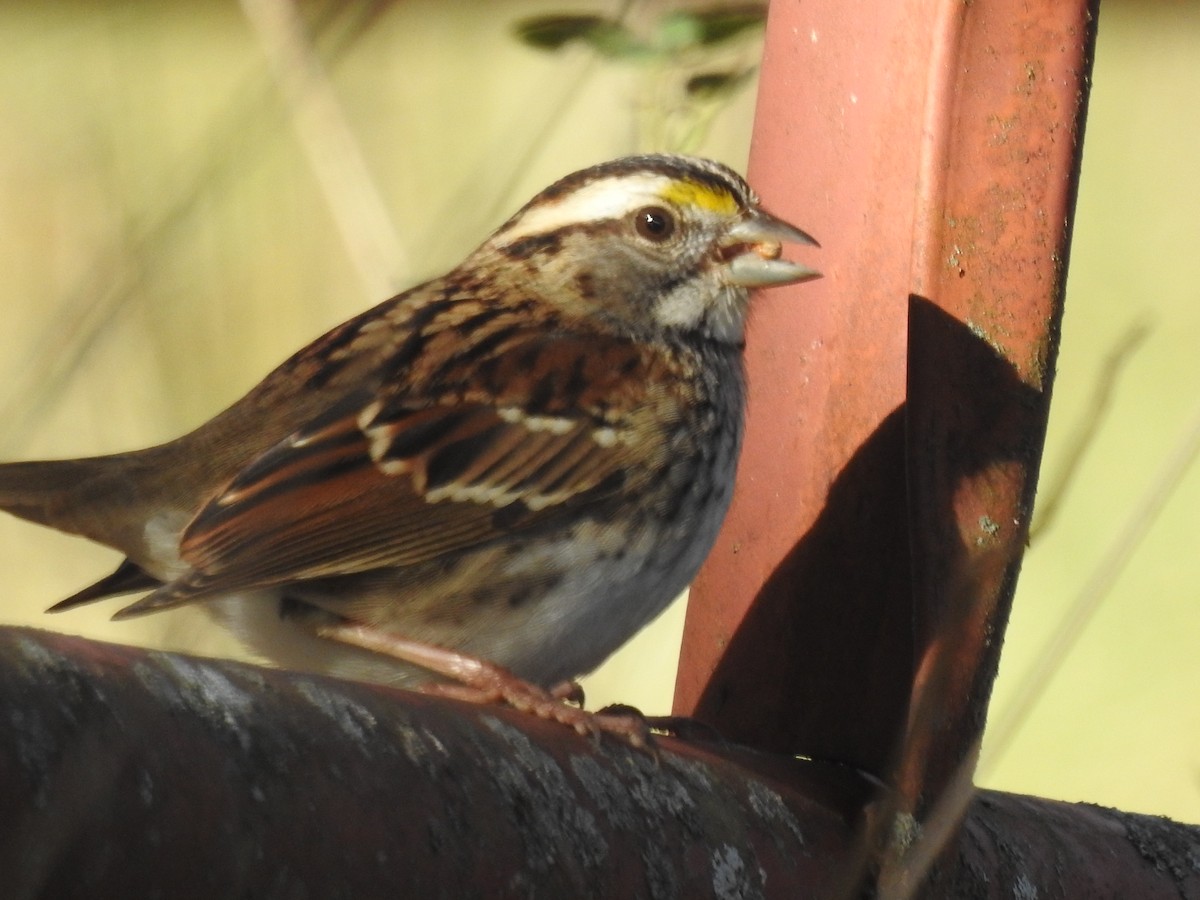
(659, 180, 739, 215)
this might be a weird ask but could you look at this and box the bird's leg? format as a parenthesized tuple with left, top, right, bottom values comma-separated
(314, 620, 651, 748)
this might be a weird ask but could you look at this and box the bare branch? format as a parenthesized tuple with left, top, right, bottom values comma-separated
(2, 628, 1195, 898)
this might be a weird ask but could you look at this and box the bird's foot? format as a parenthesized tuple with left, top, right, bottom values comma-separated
(315, 621, 651, 749)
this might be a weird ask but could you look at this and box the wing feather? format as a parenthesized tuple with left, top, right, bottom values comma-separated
(114, 331, 675, 617)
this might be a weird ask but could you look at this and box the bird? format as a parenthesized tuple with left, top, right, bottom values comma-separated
(0, 154, 818, 738)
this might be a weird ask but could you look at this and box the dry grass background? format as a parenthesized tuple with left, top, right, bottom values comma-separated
(0, 0, 1195, 822)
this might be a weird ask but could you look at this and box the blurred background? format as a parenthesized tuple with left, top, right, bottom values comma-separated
(0, 0, 1196, 822)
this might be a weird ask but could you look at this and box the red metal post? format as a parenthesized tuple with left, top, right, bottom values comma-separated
(677, 0, 938, 772)
(675, 0, 1097, 845)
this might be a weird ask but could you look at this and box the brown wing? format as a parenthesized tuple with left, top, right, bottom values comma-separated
(188, 399, 636, 581)
(113, 333, 672, 618)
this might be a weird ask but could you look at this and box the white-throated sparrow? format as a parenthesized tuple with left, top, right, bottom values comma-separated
(0, 154, 817, 734)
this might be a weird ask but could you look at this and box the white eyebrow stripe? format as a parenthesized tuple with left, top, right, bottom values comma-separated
(495, 173, 674, 245)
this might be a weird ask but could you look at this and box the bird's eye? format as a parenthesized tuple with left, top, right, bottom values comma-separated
(633, 206, 676, 242)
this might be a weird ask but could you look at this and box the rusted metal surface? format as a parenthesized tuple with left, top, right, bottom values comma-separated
(675, 0, 1098, 867)
(3, 627, 1196, 899)
(898, 0, 1099, 831)
(676, 0, 935, 773)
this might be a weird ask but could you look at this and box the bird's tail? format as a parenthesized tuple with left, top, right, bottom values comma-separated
(0, 457, 98, 531)
(0, 453, 155, 554)
(0, 453, 176, 609)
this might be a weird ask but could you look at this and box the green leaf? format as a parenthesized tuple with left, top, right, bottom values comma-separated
(512, 15, 648, 59)
(683, 4, 769, 47)
(685, 67, 758, 100)
(657, 12, 704, 53)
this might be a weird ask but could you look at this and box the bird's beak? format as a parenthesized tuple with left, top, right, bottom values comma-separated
(722, 208, 821, 288)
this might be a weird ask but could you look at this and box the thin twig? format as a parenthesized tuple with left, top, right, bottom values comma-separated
(0, 4, 386, 457)
(1029, 319, 1151, 539)
(240, 0, 407, 297)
